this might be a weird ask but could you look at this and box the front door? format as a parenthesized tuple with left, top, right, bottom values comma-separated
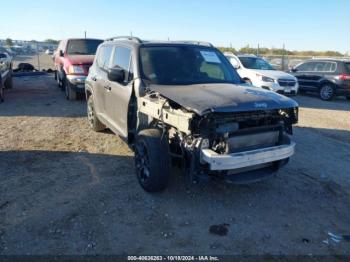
(294, 61, 318, 91)
(104, 46, 133, 139)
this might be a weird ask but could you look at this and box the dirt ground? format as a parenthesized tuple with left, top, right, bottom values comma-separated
(0, 75, 350, 256)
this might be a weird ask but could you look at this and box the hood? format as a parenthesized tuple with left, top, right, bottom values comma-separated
(66, 55, 95, 65)
(149, 83, 298, 116)
(252, 70, 297, 80)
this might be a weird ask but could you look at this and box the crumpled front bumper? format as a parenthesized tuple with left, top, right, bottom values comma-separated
(201, 142, 296, 171)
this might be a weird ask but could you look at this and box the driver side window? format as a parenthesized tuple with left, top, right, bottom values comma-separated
(111, 46, 132, 83)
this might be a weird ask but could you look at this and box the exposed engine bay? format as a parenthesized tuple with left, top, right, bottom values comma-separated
(138, 90, 298, 183)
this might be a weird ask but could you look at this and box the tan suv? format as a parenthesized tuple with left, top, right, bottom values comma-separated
(85, 36, 298, 192)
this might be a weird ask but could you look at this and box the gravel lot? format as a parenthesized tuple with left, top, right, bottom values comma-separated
(0, 75, 350, 256)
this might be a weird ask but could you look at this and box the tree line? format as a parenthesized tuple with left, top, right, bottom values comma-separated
(3, 38, 345, 57)
(218, 44, 345, 57)
(3, 38, 59, 46)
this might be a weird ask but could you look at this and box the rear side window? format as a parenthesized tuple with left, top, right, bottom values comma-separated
(111, 46, 132, 82)
(313, 62, 337, 72)
(296, 62, 316, 72)
(97, 45, 113, 70)
(344, 63, 350, 74)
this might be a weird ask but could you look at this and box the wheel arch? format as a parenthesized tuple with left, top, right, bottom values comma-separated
(318, 79, 336, 90)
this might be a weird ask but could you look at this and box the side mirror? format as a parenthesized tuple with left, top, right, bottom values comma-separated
(233, 64, 240, 69)
(59, 50, 64, 57)
(290, 67, 297, 72)
(108, 67, 125, 83)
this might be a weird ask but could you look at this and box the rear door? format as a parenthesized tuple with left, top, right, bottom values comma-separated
(294, 61, 317, 90)
(320, 61, 337, 83)
(104, 45, 133, 138)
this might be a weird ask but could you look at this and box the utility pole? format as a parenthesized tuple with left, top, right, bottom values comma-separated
(84, 31, 87, 38)
(282, 43, 285, 71)
(257, 43, 260, 56)
(36, 42, 40, 71)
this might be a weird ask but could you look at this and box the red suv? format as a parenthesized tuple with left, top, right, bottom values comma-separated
(54, 38, 103, 100)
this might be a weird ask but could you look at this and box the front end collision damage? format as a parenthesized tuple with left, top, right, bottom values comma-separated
(137, 88, 298, 184)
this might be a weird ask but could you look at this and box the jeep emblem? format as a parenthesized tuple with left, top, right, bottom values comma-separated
(254, 102, 268, 108)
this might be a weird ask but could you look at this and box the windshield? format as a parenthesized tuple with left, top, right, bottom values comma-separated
(139, 46, 241, 85)
(67, 39, 103, 55)
(239, 57, 275, 70)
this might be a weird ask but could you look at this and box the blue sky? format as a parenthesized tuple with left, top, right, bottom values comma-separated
(1, 0, 349, 53)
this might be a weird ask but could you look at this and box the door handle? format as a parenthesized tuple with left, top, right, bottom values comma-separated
(91, 76, 97, 81)
(104, 85, 112, 91)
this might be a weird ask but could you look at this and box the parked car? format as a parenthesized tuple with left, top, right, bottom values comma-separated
(289, 59, 350, 101)
(85, 37, 298, 192)
(45, 49, 54, 55)
(54, 38, 103, 100)
(0, 51, 13, 102)
(224, 53, 299, 95)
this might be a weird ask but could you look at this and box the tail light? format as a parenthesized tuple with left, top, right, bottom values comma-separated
(339, 74, 350, 80)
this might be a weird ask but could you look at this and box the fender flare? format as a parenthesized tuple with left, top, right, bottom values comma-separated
(318, 79, 336, 90)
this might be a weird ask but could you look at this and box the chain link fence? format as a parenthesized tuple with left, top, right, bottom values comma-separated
(1, 41, 57, 71)
(262, 55, 350, 71)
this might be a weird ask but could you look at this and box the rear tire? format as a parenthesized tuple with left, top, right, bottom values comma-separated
(4, 73, 13, 89)
(134, 129, 170, 192)
(56, 70, 64, 90)
(319, 84, 334, 101)
(65, 80, 77, 101)
(87, 95, 105, 132)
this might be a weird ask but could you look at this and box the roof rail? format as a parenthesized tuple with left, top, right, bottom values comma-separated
(171, 40, 214, 47)
(105, 36, 142, 43)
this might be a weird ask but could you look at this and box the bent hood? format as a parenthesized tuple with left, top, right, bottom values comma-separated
(149, 83, 298, 116)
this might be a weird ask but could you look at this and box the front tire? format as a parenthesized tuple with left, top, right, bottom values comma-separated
(134, 129, 170, 192)
(4, 71, 13, 89)
(319, 84, 334, 101)
(65, 80, 77, 101)
(87, 95, 105, 132)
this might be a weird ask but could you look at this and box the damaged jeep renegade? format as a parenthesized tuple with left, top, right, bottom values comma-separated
(85, 36, 298, 192)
